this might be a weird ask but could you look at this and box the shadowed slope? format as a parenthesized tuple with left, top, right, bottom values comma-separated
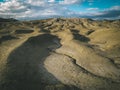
(0, 35, 18, 44)
(15, 30, 34, 34)
(0, 18, 120, 90)
(0, 34, 67, 90)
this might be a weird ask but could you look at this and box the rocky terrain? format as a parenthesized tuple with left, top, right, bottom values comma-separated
(0, 18, 120, 90)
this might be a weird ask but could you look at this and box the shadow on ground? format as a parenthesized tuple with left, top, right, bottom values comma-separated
(0, 35, 18, 44)
(71, 30, 90, 42)
(15, 30, 34, 34)
(0, 34, 79, 90)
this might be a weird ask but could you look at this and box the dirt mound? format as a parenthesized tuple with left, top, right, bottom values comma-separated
(15, 30, 34, 34)
(0, 18, 120, 90)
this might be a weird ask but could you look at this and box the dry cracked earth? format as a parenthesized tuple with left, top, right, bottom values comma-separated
(0, 18, 120, 90)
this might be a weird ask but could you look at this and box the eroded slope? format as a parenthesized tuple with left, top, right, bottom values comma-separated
(0, 18, 120, 90)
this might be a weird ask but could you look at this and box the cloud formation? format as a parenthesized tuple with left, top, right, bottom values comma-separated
(90, 6, 120, 19)
(0, 0, 120, 20)
(0, 0, 82, 19)
(0, 0, 30, 18)
(58, 0, 83, 4)
(87, 8, 99, 11)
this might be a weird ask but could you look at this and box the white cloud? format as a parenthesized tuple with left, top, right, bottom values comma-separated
(87, 8, 99, 11)
(0, 0, 119, 20)
(47, 0, 83, 4)
(109, 6, 120, 10)
(88, 0, 94, 6)
(0, 0, 30, 18)
(0, 0, 26, 12)
(85, 6, 120, 19)
(47, 0, 55, 3)
(59, 0, 83, 4)
(26, 0, 46, 6)
(0, 0, 82, 19)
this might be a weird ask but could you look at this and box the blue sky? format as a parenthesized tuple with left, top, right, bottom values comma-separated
(0, 0, 4, 2)
(0, 0, 120, 20)
(68, 0, 120, 11)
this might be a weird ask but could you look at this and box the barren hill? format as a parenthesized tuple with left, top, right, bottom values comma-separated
(0, 18, 120, 90)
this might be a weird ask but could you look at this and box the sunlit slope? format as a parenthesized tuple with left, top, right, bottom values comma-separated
(0, 18, 120, 90)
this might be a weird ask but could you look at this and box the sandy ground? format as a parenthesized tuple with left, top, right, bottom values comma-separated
(0, 18, 120, 90)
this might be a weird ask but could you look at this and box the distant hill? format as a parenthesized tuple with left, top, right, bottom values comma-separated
(0, 18, 18, 22)
(0, 18, 120, 90)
